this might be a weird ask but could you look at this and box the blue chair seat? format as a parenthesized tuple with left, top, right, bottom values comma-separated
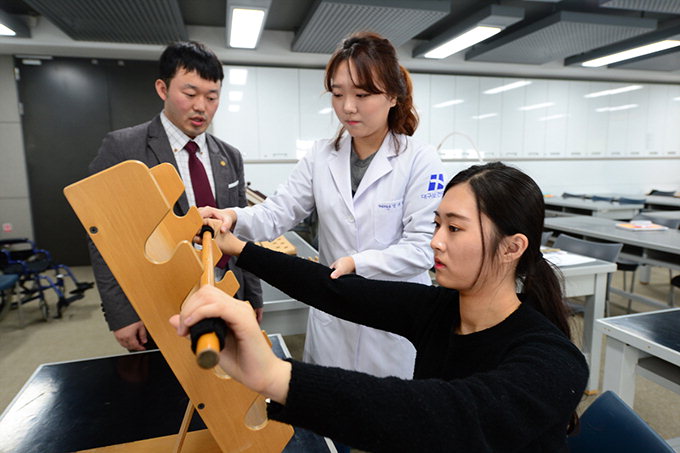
(568, 391, 674, 452)
(0, 274, 18, 291)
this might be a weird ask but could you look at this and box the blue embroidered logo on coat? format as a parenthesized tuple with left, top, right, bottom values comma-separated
(428, 174, 444, 191)
(421, 173, 444, 200)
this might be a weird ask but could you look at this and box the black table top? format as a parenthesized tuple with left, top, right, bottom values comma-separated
(0, 335, 328, 453)
(602, 309, 680, 353)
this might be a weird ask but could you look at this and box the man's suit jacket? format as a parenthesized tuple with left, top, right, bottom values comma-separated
(88, 115, 263, 331)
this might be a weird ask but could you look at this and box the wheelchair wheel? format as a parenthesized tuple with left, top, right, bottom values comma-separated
(0, 293, 9, 322)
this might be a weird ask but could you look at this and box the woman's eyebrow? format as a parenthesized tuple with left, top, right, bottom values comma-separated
(434, 210, 470, 221)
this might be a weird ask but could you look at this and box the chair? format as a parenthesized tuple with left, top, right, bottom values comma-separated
(0, 272, 19, 322)
(541, 231, 552, 246)
(672, 274, 680, 306)
(0, 238, 93, 320)
(568, 391, 674, 453)
(616, 214, 680, 312)
(591, 195, 613, 203)
(648, 189, 676, 197)
(617, 196, 646, 205)
(562, 192, 586, 199)
(553, 234, 622, 315)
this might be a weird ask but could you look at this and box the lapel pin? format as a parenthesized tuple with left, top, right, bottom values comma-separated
(220, 160, 227, 167)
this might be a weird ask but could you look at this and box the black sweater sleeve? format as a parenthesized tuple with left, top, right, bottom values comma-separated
(268, 334, 587, 453)
(236, 242, 443, 341)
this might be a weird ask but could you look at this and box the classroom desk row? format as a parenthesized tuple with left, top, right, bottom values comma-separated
(546, 216, 680, 424)
(544, 194, 680, 219)
(544, 215, 680, 310)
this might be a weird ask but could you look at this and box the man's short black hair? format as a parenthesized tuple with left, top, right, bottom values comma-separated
(159, 41, 224, 85)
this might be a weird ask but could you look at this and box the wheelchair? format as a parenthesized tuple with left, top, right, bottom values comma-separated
(0, 238, 93, 320)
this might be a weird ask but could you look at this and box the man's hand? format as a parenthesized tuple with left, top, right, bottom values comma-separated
(198, 206, 237, 233)
(114, 320, 149, 351)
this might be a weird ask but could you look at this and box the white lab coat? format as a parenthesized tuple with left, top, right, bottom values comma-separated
(233, 133, 445, 378)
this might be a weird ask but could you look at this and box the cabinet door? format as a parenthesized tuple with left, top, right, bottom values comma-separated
(498, 78, 528, 158)
(665, 86, 680, 157)
(477, 77, 501, 160)
(429, 74, 456, 157)
(299, 69, 336, 159)
(566, 80, 589, 157)
(543, 80, 569, 158)
(257, 67, 299, 159)
(411, 72, 431, 145)
(522, 79, 549, 158)
(584, 81, 610, 157)
(625, 84, 648, 157)
(213, 66, 259, 158)
(645, 84, 668, 157)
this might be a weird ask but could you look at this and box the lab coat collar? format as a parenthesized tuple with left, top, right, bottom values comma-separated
(353, 133, 403, 200)
(328, 135, 355, 215)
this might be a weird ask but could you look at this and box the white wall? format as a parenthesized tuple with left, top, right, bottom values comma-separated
(220, 65, 679, 197)
(216, 65, 680, 160)
(0, 55, 33, 241)
(243, 158, 679, 201)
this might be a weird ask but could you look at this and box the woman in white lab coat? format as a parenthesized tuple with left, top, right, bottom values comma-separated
(202, 31, 444, 380)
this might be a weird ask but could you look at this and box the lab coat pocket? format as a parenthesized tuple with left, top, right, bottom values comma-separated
(374, 199, 404, 245)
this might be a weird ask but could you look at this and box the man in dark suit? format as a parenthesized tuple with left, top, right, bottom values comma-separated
(88, 41, 262, 351)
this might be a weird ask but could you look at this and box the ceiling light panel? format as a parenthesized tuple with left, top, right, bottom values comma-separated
(466, 11, 656, 64)
(599, 0, 680, 14)
(292, 0, 449, 54)
(22, 0, 187, 43)
(609, 46, 680, 70)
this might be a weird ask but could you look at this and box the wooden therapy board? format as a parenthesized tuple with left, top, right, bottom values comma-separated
(64, 160, 293, 452)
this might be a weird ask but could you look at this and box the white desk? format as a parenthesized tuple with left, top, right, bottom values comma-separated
(597, 309, 680, 407)
(544, 196, 643, 219)
(643, 210, 680, 222)
(547, 253, 617, 393)
(646, 195, 680, 210)
(260, 232, 318, 335)
(545, 215, 680, 309)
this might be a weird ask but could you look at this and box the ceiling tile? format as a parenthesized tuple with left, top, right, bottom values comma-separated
(23, 0, 187, 44)
(466, 11, 657, 65)
(292, 0, 449, 54)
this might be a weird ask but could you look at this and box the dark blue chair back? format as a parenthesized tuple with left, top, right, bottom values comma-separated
(568, 391, 674, 452)
(618, 197, 646, 205)
(648, 190, 676, 197)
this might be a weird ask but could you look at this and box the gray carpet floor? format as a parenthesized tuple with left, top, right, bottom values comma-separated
(1, 265, 679, 445)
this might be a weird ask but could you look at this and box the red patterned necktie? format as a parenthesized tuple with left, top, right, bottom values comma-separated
(185, 140, 216, 208)
(185, 140, 229, 268)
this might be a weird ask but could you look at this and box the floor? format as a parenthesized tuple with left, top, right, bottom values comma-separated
(1, 265, 679, 448)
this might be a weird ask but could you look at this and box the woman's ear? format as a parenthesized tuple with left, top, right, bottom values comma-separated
(501, 233, 528, 263)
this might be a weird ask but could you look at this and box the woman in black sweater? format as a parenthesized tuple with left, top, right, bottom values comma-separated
(171, 162, 588, 452)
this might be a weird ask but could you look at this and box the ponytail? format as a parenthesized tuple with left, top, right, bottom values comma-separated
(520, 251, 570, 339)
(521, 248, 578, 434)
